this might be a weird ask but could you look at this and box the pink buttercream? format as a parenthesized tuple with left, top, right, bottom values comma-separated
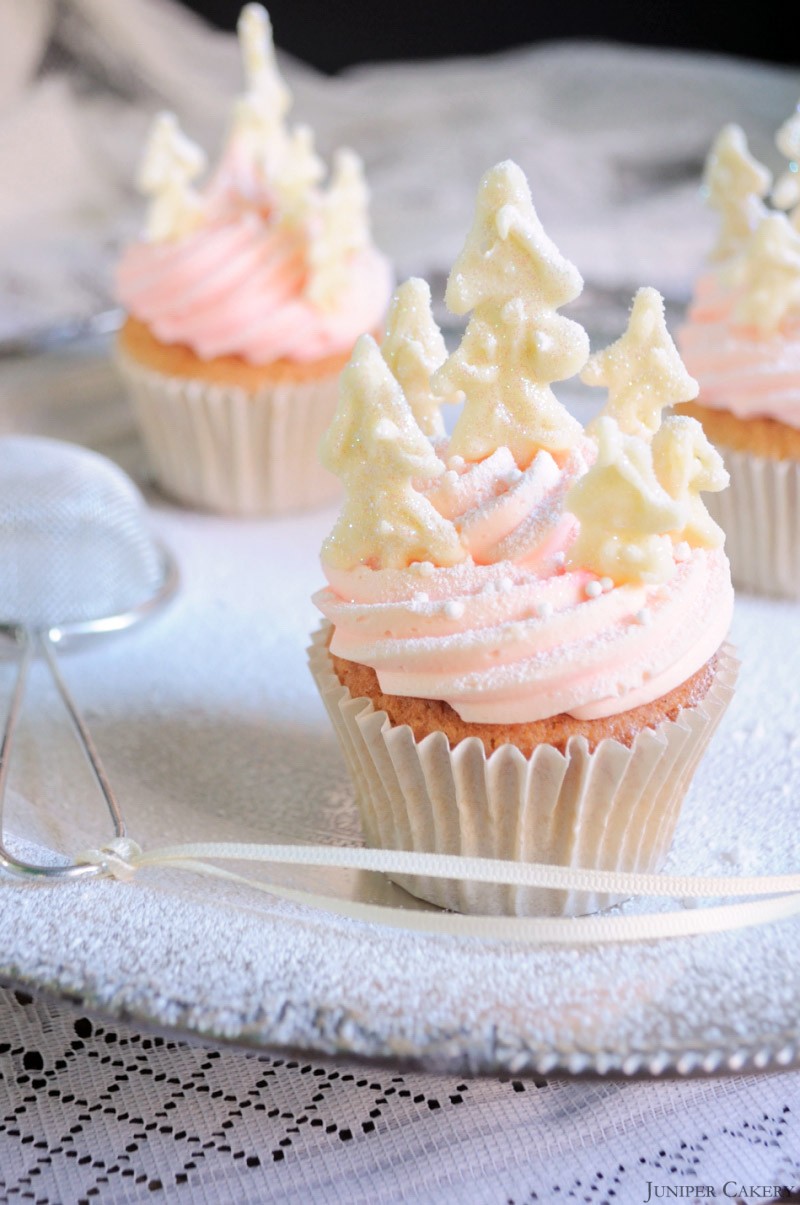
(116, 151, 393, 365)
(678, 272, 800, 429)
(314, 445, 733, 723)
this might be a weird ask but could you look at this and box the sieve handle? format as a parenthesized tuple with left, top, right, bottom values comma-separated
(0, 628, 126, 879)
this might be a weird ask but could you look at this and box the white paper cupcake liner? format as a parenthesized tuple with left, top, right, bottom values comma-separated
(117, 353, 341, 517)
(704, 446, 800, 600)
(309, 625, 738, 917)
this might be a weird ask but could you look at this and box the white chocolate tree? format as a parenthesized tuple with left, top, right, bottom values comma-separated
(320, 336, 466, 571)
(137, 112, 207, 243)
(731, 212, 800, 331)
(228, 4, 291, 190)
(772, 103, 800, 224)
(381, 279, 452, 439)
(585, 288, 698, 440)
(566, 418, 686, 585)
(651, 416, 728, 550)
(704, 124, 771, 262)
(307, 150, 371, 311)
(432, 161, 587, 468)
(273, 124, 325, 218)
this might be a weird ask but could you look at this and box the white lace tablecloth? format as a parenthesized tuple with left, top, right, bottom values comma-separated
(2, 985, 800, 1204)
(3, 3, 800, 1200)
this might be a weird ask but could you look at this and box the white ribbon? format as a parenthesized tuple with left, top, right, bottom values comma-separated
(73, 837, 800, 946)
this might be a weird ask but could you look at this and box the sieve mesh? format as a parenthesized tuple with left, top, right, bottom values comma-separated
(0, 437, 165, 629)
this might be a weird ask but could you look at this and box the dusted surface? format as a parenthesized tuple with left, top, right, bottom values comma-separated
(0, 341, 799, 1078)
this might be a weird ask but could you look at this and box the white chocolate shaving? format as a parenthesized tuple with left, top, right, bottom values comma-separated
(585, 287, 698, 440)
(307, 150, 371, 312)
(434, 161, 587, 468)
(137, 112, 207, 243)
(704, 124, 771, 262)
(381, 279, 452, 438)
(320, 336, 466, 571)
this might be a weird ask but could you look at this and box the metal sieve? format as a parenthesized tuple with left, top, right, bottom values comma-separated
(0, 436, 178, 879)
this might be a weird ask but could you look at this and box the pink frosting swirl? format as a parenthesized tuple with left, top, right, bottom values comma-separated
(314, 445, 733, 723)
(116, 159, 393, 365)
(678, 272, 800, 429)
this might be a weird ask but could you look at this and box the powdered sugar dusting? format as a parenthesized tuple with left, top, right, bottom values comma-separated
(0, 504, 796, 1076)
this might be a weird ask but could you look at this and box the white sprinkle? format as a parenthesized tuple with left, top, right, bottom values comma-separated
(498, 577, 514, 593)
(413, 592, 429, 604)
(552, 551, 566, 567)
(417, 561, 435, 577)
(635, 608, 651, 625)
(448, 455, 465, 471)
(600, 576, 614, 593)
(444, 600, 465, 620)
(585, 580, 603, 599)
(536, 602, 553, 620)
(674, 540, 692, 562)
(443, 470, 459, 487)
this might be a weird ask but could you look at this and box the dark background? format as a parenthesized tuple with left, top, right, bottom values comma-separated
(181, 0, 796, 73)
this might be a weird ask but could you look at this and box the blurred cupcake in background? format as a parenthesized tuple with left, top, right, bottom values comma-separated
(677, 112, 800, 598)
(115, 3, 392, 517)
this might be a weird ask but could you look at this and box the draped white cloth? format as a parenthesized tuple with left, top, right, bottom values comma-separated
(1, 0, 798, 341)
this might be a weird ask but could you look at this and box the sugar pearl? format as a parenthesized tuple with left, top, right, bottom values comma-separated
(413, 592, 429, 604)
(600, 577, 614, 593)
(585, 580, 603, 599)
(444, 600, 465, 620)
(635, 608, 651, 625)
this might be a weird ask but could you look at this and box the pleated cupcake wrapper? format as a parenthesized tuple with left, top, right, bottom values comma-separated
(309, 625, 738, 917)
(706, 446, 800, 600)
(117, 353, 341, 517)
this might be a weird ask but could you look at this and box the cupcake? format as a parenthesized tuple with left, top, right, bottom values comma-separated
(115, 3, 392, 516)
(309, 161, 737, 918)
(677, 118, 800, 598)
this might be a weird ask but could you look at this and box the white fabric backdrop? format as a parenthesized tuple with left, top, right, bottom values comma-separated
(1, 0, 799, 340)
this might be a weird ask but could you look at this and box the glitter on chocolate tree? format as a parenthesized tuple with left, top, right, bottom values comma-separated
(566, 416, 684, 585)
(319, 335, 466, 570)
(651, 416, 728, 550)
(381, 278, 452, 439)
(584, 287, 698, 440)
(432, 160, 588, 468)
